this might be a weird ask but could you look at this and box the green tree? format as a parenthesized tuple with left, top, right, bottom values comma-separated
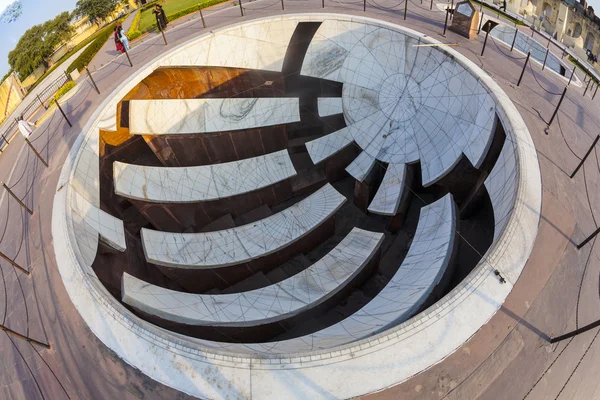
(7, 12, 73, 79)
(74, 0, 120, 26)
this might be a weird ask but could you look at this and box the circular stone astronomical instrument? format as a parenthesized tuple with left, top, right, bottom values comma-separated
(52, 14, 542, 400)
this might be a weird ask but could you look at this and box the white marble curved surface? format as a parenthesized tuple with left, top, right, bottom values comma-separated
(122, 227, 384, 327)
(368, 163, 407, 216)
(301, 20, 497, 186)
(113, 150, 296, 203)
(129, 98, 300, 135)
(141, 183, 346, 269)
(53, 15, 541, 400)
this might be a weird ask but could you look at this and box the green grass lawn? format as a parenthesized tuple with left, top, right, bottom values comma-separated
(138, 0, 227, 32)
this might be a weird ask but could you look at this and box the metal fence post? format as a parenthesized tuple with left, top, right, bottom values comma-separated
(584, 77, 592, 97)
(0, 250, 29, 275)
(541, 47, 549, 70)
(593, 84, 599, 100)
(124, 47, 133, 67)
(36, 94, 47, 110)
(239, 0, 244, 16)
(198, 7, 206, 28)
(568, 65, 576, 85)
(569, 135, 600, 179)
(510, 28, 518, 51)
(1, 181, 33, 214)
(86, 67, 100, 94)
(481, 28, 490, 56)
(442, 9, 449, 36)
(54, 98, 72, 128)
(517, 51, 531, 86)
(158, 19, 168, 45)
(430, 0, 433, 10)
(404, 0, 408, 20)
(24, 139, 48, 168)
(282, 0, 285, 10)
(547, 85, 568, 126)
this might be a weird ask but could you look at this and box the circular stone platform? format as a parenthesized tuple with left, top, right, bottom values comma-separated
(51, 13, 541, 400)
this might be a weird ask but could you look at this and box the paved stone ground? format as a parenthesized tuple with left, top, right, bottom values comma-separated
(0, 1, 599, 399)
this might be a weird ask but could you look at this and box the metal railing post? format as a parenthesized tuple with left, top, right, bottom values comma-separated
(239, 0, 244, 16)
(443, 9, 450, 37)
(282, 0, 285, 10)
(481, 28, 490, 56)
(584, 78, 592, 97)
(547, 85, 568, 126)
(594, 84, 599, 100)
(517, 51, 531, 86)
(54, 99, 72, 128)
(1, 181, 33, 214)
(0, 251, 29, 275)
(404, 0, 408, 20)
(430, 0, 433, 10)
(124, 47, 133, 67)
(199, 7, 206, 28)
(24, 139, 48, 168)
(568, 65, 576, 85)
(0, 324, 49, 348)
(541, 47, 549, 70)
(158, 19, 168, 45)
(510, 28, 518, 51)
(36, 94, 47, 110)
(570, 135, 600, 179)
(85, 67, 100, 94)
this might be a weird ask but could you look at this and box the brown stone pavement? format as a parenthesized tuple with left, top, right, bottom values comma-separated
(0, 1, 599, 399)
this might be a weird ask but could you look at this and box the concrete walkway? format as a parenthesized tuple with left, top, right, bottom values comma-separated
(0, 2, 598, 399)
(88, 11, 139, 72)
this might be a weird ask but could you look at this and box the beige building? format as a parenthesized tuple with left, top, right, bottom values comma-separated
(0, 72, 26, 125)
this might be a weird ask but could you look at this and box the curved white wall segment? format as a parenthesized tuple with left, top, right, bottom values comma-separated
(52, 14, 541, 400)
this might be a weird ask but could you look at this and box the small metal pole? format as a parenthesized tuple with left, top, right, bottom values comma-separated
(481, 29, 490, 56)
(578, 225, 600, 249)
(85, 67, 100, 94)
(36, 94, 46, 110)
(199, 8, 206, 28)
(282, 0, 285, 10)
(568, 65, 576, 85)
(547, 85, 568, 126)
(551, 317, 600, 342)
(322, 0, 324, 7)
(54, 99, 72, 128)
(0, 251, 29, 275)
(510, 28, 518, 51)
(239, 0, 244, 16)
(124, 47, 133, 67)
(404, 0, 408, 20)
(430, 0, 433, 10)
(1, 181, 33, 214)
(569, 135, 600, 179)
(442, 9, 450, 36)
(158, 19, 167, 45)
(517, 51, 531, 86)
(0, 323, 49, 348)
(593, 84, 599, 99)
(24, 139, 48, 168)
(584, 78, 592, 97)
(542, 47, 550, 70)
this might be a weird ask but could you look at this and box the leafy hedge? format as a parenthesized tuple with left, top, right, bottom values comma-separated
(142, 0, 228, 33)
(49, 81, 76, 106)
(127, 10, 143, 41)
(66, 16, 127, 74)
(140, 0, 163, 12)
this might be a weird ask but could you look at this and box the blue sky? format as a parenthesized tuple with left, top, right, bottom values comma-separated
(0, 0, 77, 77)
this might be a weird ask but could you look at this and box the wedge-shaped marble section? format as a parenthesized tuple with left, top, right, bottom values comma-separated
(129, 98, 300, 135)
(368, 163, 407, 216)
(113, 150, 297, 203)
(318, 97, 344, 117)
(123, 227, 383, 327)
(141, 183, 346, 268)
(305, 127, 353, 164)
(70, 188, 126, 252)
(242, 193, 457, 353)
(159, 19, 298, 72)
(345, 150, 376, 182)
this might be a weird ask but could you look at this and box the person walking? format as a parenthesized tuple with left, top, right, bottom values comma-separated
(114, 26, 125, 53)
(153, 4, 168, 31)
(118, 25, 130, 52)
(500, 0, 507, 12)
(17, 116, 36, 140)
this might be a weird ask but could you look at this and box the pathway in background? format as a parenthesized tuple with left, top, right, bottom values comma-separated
(88, 11, 139, 71)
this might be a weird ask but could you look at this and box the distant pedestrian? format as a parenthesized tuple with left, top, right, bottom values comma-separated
(153, 4, 168, 31)
(500, 0, 507, 12)
(114, 26, 125, 53)
(17, 116, 35, 140)
(118, 25, 130, 52)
